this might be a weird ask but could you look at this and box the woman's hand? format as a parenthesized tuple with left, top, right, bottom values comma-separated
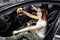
(13, 30, 19, 35)
(31, 5, 37, 11)
(31, 5, 34, 8)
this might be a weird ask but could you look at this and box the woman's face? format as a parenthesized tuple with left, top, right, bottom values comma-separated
(37, 8, 42, 18)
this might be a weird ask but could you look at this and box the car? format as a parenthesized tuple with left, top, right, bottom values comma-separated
(0, 0, 60, 40)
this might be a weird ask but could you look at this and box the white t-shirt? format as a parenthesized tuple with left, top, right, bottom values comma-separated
(35, 18, 47, 38)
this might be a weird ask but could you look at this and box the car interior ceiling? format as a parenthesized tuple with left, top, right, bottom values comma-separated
(0, 2, 60, 40)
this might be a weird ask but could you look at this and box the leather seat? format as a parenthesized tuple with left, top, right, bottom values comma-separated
(44, 10, 60, 40)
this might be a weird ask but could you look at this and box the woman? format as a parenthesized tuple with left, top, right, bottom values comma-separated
(13, 5, 47, 40)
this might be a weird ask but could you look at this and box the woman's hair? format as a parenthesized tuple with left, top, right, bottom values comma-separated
(41, 9, 47, 20)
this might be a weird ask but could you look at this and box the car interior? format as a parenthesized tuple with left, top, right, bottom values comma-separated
(0, 1, 60, 40)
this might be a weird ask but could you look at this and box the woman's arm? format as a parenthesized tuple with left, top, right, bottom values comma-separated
(18, 25, 43, 32)
(22, 10, 39, 19)
(16, 7, 38, 19)
(13, 25, 43, 34)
